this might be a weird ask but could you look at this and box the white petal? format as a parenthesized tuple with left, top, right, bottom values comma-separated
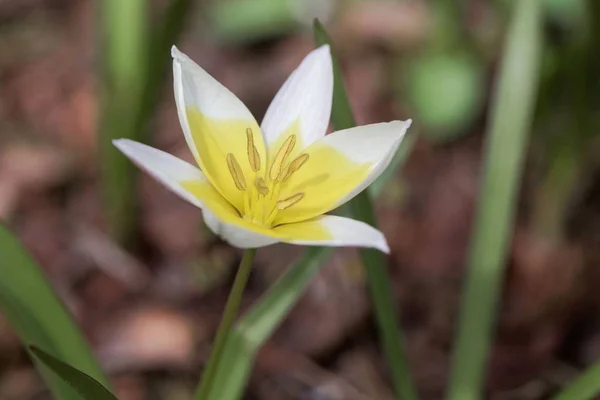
(321, 119, 412, 207)
(261, 45, 333, 149)
(203, 210, 279, 249)
(172, 46, 259, 161)
(113, 139, 206, 209)
(278, 215, 390, 253)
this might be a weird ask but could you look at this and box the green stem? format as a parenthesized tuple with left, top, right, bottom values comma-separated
(100, 0, 147, 244)
(531, 142, 580, 240)
(195, 248, 257, 400)
(314, 21, 418, 400)
(350, 194, 418, 400)
(447, 1, 543, 399)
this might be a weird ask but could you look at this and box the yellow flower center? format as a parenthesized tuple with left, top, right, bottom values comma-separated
(226, 128, 309, 228)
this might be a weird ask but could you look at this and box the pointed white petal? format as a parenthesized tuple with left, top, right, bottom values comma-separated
(172, 45, 261, 161)
(261, 45, 333, 150)
(203, 210, 279, 249)
(317, 119, 412, 207)
(115, 138, 278, 249)
(113, 139, 206, 209)
(275, 215, 390, 253)
(274, 119, 412, 224)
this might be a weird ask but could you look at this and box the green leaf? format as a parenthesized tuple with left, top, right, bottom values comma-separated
(29, 346, 118, 400)
(552, 361, 600, 400)
(206, 247, 333, 400)
(100, 0, 148, 243)
(446, 1, 544, 400)
(314, 20, 418, 400)
(0, 224, 110, 400)
(100, 0, 193, 244)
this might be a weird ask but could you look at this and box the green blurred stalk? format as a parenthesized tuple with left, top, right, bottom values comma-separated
(211, 0, 294, 43)
(531, 141, 581, 239)
(100, 0, 148, 243)
(100, 0, 193, 244)
(552, 361, 600, 400)
(446, 1, 543, 400)
(206, 247, 333, 400)
(532, 0, 592, 241)
(314, 21, 418, 400)
(196, 249, 257, 400)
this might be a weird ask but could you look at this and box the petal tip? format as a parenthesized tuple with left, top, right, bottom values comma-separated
(112, 138, 128, 149)
(316, 44, 331, 54)
(378, 240, 391, 254)
(171, 45, 181, 59)
(171, 45, 189, 64)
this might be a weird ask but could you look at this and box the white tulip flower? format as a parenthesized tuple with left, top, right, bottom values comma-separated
(114, 45, 411, 253)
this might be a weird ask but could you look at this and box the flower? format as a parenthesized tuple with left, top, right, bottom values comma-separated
(113, 45, 411, 253)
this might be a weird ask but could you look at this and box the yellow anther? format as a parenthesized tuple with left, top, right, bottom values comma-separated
(246, 128, 261, 172)
(255, 177, 269, 196)
(276, 192, 304, 210)
(282, 153, 309, 182)
(226, 153, 247, 191)
(269, 134, 296, 181)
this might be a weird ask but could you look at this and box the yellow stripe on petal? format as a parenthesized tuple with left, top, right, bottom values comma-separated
(272, 218, 331, 241)
(180, 180, 242, 224)
(275, 215, 389, 253)
(186, 108, 266, 212)
(273, 142, 371, 225)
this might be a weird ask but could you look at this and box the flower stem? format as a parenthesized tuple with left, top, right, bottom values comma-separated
(195, 248, 256, 400)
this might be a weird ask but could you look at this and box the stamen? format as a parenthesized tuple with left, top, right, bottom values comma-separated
(246, 128, 261, 172)
(269, 134, 296, 181)
(255, 177, 269, 196)
(276, 192, 304, 210)
(282, 153, 309, 182)
(226, 153, 247, 190)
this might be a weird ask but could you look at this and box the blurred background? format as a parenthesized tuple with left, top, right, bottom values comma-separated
(0, 0, 599, 399)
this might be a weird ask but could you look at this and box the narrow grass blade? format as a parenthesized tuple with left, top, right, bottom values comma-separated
(29, 346, 117, 400)
(100, 0, 148, 243)
(446, 2, 543, 400)
(0, 224, 110, 400)
(552, 361, 600, 400)
(100, 0, 193, 244)
(314, 20, 418, 400)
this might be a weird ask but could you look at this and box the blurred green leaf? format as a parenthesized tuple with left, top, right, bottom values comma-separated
(0, 224, 110, 400)
(447, 1, 543, 399)
(545, 0, 586, 28)
(29, 346, 118, 400)
(405, 52, 483, 142)
(211, 0, 294, 42)
(100, 0, 193, 244)
(207, 247, 333, 400)
(552, 361, 600, 400)
(314, 20, 418, 400)
(100, 0, 148, 244)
